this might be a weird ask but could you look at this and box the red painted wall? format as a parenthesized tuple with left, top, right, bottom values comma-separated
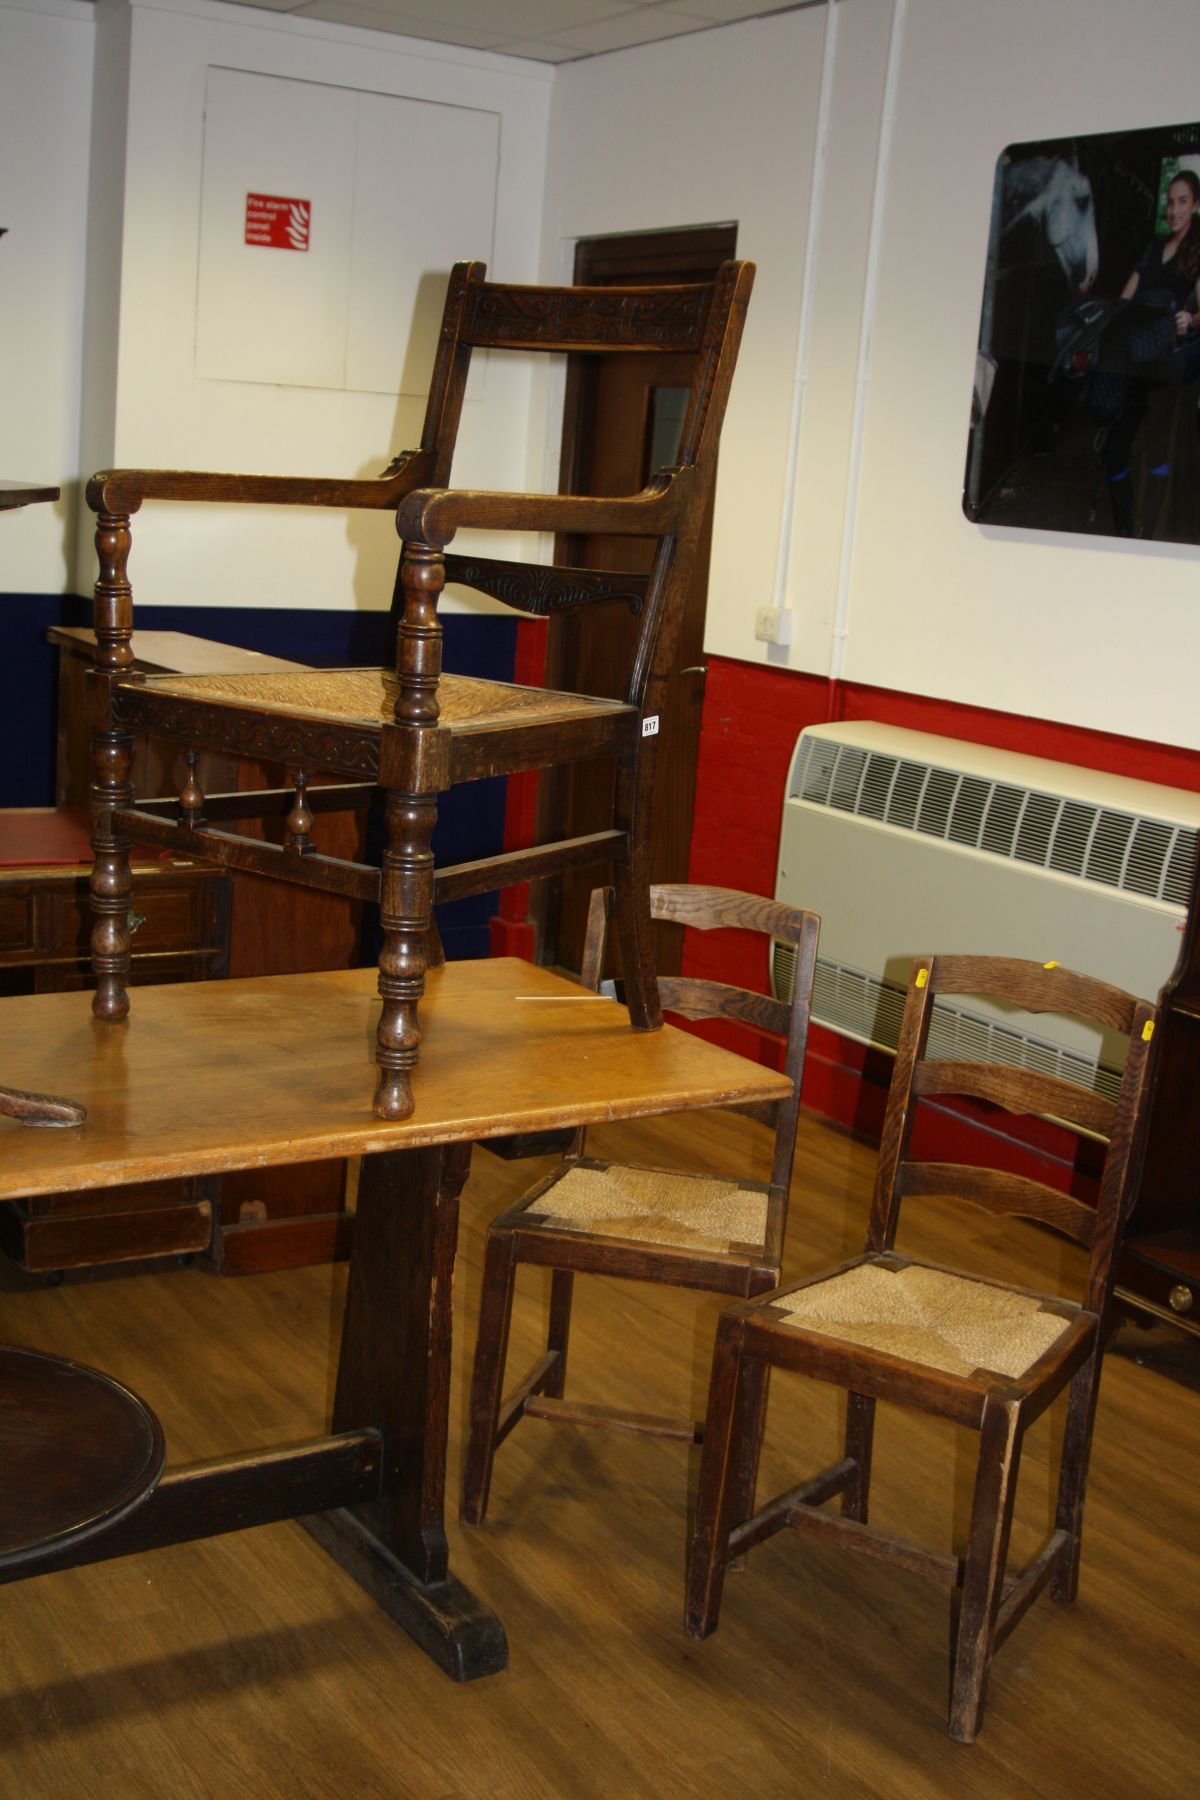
(492, 640, 1188, 1188)
(687, 655, 1200, 915)
(683, 654, 1197, 1166)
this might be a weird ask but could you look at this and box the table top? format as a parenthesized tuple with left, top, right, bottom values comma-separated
(0, 481, 60, 510)
(48, 625, 306, 676)
(0, 960, 791, 1200)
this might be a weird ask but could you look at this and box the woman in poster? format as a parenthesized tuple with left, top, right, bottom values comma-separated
(1092, 169, 1200, 535)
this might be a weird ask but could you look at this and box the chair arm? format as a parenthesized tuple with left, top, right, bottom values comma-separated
(86, 446, 436, 517)
(395, 467, 692, 549)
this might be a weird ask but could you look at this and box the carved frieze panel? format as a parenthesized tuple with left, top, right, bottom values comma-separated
(444, 556, 646, 615)
(464, 283, 709, 353)
(110, 688, 381, 780)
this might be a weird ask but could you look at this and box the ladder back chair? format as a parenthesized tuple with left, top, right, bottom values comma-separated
(460, 882, 820, 1531)
(685, 954, 1157, 1743)
(85, 260, 755, 1118)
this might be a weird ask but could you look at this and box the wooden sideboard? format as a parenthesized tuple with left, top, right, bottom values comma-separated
(5, 628, 368, 1277)
(0, 810, 230, 995)
(0, 809, 231, 1273)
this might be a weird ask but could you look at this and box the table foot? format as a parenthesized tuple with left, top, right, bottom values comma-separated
(299, 1508, 507, 1682)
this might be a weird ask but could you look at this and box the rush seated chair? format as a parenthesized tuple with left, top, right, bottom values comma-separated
(84, 260, 754, 1118)
(684, 954, 1157, 1744)
(459, 883, 820, 1531)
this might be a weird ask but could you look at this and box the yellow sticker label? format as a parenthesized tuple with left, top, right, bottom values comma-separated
(1142, 1019, 1155, 1042)
(915, 967, 928, 989)
(1043, 960, 1059, 970)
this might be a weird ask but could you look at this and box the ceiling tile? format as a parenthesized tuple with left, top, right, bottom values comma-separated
(289, 3, 507, 45)
(362, 0, 632, 36)
(185, 1, 817, 63)
(549, 8, 713, 54)
(489, 39, 584, 62)
(661, 0, 807, 20)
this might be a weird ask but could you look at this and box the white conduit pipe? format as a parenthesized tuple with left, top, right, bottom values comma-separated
(829, 0, 908, 684)
(770, 0, 842, 618)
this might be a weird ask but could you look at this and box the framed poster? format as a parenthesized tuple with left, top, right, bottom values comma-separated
(965, 121, 1200, 543)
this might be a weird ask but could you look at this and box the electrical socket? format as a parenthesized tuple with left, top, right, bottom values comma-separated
(754, 605, 793, 646)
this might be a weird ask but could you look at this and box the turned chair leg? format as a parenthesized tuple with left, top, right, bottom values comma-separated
(949, 1397, 1022, 1744)
(842, 1391, 877, 1524)
(89, 509, 138, 1024)
(461, 1230, 518, 1526)
(686, 1315, 752, 1639)
(376, 536, 446, 1120)
(1050, 1348, 1103, 1606)
(374, 786, 439, 1121)
(90, 728, 135, 1023)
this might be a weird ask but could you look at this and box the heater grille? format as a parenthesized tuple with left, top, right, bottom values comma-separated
(771, 944, 1122, 1101)
(789, 734, 1196, 906)
(772, 722, 1194, 1097)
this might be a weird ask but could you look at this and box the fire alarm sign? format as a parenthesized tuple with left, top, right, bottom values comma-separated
(244, 194, 311, 251)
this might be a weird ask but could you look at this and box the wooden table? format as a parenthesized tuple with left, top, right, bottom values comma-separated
(0, 481, 59, 511)
(0, 958, 790, 1680)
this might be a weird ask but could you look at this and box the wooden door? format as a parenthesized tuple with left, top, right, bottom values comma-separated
(542, 226, 736, 977)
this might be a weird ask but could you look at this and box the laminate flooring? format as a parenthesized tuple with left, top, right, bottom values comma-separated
(0, 1108, 1194, 1799)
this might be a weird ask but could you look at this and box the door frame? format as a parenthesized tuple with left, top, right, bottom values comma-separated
(530, 222, 739, 969)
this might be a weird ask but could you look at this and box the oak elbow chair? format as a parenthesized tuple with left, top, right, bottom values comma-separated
(85, 260, 755, 1118)
(460, 882, 820, 1531)
(685, 954, 1157, 1743)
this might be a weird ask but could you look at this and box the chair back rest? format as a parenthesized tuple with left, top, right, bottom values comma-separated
(391, 260, 755, 709)
(578, 884, 820, 1224)
(868, 954, 1157, 1313)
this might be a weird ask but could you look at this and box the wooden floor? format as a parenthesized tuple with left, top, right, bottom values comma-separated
(0, 1107, 1195, 1798)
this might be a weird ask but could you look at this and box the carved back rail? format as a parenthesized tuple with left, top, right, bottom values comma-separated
(441, 555, 647, 619)
(460, 279, 713, 353)
(867, 953, 1157, 1315)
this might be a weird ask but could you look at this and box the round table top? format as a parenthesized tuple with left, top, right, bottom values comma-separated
(0, 1345, 165, 1570)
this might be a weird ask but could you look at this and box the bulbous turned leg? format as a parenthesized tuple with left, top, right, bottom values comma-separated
(88, 506, 137, 1025)
(90, 728, 135, 1022)
(374, 787, 439, 1120)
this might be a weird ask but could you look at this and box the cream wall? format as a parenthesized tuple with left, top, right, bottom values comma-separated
(79, 0, 554, 612)
(843, 0, 1200, 744)
(539, 5, 828, 670)
(0, 0, 94, 590)
(7, 0, 1200, 746)
(546, 0, 1200, 750)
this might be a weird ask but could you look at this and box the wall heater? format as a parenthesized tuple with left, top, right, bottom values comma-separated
(772, 721, 1199, 1098)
